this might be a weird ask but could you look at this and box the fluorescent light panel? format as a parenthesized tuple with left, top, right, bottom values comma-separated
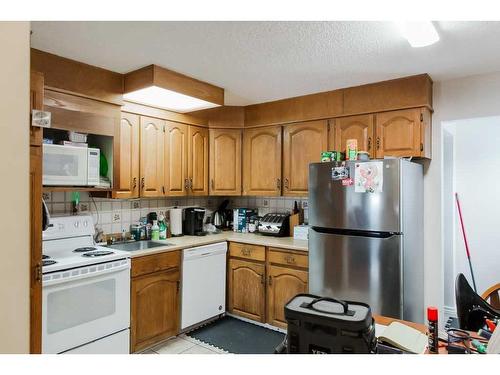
(123, 86, 220, 113)
(398, 21, 439, 48)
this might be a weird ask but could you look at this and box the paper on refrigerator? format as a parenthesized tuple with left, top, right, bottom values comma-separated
(354, 161, 383, 193)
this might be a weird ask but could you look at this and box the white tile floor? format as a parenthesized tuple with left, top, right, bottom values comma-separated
(141, 334, 228, 354)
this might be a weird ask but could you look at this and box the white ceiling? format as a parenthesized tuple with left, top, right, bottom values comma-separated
(31, 21, 500, 106)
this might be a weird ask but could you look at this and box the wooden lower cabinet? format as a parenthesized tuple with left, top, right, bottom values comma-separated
(227, 258, 266, 322)
(227, 243, 309, 328)
(130, 252, 180, 353)
(267, 265, 308, 329)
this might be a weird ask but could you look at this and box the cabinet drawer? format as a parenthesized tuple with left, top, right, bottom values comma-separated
(229, 242, 265, 262)
(268, 248, 308, 268)
(131, 251, 180, 278)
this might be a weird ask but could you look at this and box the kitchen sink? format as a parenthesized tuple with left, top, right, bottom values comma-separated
(106, 240, 173, 252)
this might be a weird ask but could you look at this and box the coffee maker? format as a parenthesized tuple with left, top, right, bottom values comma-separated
(183, 207, 206, 236)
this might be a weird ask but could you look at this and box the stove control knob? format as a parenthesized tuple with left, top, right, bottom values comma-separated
(74, 221, 80, 228)
(83, 220, 88, 227)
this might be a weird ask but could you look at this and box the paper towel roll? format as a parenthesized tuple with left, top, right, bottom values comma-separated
(169, 208, 183, 236)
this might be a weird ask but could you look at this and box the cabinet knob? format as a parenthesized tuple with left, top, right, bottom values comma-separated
(260, 274, 265, 285)
(277, 178, 281, 190)
(268, 275, 273, 286)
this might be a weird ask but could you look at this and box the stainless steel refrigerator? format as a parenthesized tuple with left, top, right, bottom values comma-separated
(308, 158, 424, 323)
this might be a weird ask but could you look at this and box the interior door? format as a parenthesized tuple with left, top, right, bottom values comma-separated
(282, 120, 328, 196)
(308, 228, 402, 319)
(114, 112, 140, 198)
(164, 121, 188, 196)
(140, 116, 164, 197)
(335, 114, 375, 157)
(188, 126, 209, 196)
(375, 109, 421, 158)
(209, 129, 242, 196)
(243, 126, 282, 196)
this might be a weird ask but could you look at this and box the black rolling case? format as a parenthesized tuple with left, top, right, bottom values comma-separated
(283, 294, 376, 354)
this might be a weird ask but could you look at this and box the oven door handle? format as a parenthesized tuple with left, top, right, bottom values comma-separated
(43, 259, 131, 287)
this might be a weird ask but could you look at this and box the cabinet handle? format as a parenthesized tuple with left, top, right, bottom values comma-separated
(268, 275, 273, 286)
(141, 177, 145, 189)
(376, 137, 381, 150)
(284, 178, 289, 190)
(261, 274, 265, 285)
(162, 186, 165, 195)
(133, 177, 137, 189)
(367, 137, 372, 151)
(285, 255, 296, 264)
(190, 178, 193, 190)
(176, 280, 180, 292)
(276, 178, 281, 190)
(211, 179, 215, 190)
(241, 248, 251, 256)
(184, 179, 189, 190)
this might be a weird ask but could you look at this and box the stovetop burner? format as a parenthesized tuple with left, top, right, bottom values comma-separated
(82, 250, 114, 257)
(73, 246, 97, 253)
(43, 260, 57, 266)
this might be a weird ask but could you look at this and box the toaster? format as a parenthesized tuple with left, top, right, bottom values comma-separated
(258, 213, 290, 237)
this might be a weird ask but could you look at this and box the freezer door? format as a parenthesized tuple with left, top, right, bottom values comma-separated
(308, 228, 402, 319)
(308, 159, 401, 232)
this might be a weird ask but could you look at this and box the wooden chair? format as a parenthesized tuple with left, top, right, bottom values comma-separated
(482, 283, 500, 310)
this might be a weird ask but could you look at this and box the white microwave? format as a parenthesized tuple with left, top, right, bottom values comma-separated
(43, 144, 100, 186)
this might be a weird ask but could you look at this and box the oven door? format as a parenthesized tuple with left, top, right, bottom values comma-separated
(42, 144, 88, 186)
(42, 259, 131, 354)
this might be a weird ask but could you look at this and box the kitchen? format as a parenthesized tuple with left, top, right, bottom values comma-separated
(2, 5, 500, 372)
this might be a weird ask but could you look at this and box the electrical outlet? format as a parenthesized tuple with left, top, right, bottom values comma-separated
(112, 213, 121, 223)
(132, 201, 140, 209)
(80, 203, 89, 212)
(263, 199, 269, 207)
(301, 201, 308, 209)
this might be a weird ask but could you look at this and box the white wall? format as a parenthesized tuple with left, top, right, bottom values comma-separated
(0, 22, 30, 353)
(425, 71, 500, 321)
(443, 117, 500, 311)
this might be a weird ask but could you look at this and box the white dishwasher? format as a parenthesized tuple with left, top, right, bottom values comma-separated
(181, 241, 227, 330)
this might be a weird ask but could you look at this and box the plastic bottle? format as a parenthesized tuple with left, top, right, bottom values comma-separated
(158, 214, 167, 240)
(151, 220, 160, 240)
(427, 306, 439, 353)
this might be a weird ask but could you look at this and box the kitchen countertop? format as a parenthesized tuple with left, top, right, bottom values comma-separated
(117, 232, 308, 258)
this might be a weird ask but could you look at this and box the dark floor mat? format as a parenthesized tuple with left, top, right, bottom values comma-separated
(186, 316, 285, 354)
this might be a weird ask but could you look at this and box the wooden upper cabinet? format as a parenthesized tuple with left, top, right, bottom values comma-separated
(227, 258, 266, 323)
(242, 126, 282, 196)
(114, 112, 140, 199)
(140, 116, 164, 197)
(130, 269, 180, 352)
(334, 114, 375, 156)
(30, 71, 44, 146)
(267, 265, 308, 329)
(188, 126, 209, 196)
(282, 120, 328, 196)
(164, 121, 188, 196)
(209, 128, 242, 196)
(375, 108, 427, 158)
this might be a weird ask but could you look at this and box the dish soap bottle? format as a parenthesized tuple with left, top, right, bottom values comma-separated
(151, 220, 160, 240)
(158, 214, 167, 240)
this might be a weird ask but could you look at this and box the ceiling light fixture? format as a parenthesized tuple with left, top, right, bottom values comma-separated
(123, 65, 224, 113)
(397, 21, 439, 48)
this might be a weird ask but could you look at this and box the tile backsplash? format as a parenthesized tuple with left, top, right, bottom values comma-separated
(44, 192, 308, 235)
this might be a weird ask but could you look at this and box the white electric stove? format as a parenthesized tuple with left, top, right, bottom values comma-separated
(42, 215, 131, 354)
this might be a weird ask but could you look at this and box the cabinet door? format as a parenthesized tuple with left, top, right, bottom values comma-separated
(209, 129, 242, 196)
(114, 112, 140, 199)
(140, 116, 164, 197)
(30, 71, 44, 146)
(188, 126, 209, 196)
(131, 270, 180, 352)
(164, 121, 188, 196)
(30, 146, 42, 353)
(375, 109, 422, 158)
(227, 258, 265, 322)
(282, 120, 328, 196)
(243, 126, 282, 196)
(267, 265, 308, 329)
(335, 114, 375, 156)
